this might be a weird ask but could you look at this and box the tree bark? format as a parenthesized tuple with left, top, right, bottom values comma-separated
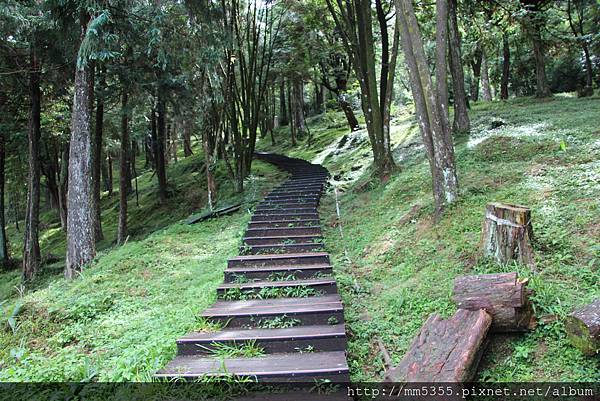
(385, 309, 492, 382)
(23, 42, 42, 280)
(183, 117, 193, 157)
(290, 78, 306, 139)
(501, 33, 510, 100)
(0, 130, 8, 266)
(279, 80, 288, 126)
(155, 93, 168, 203)
(470, 49, 482, 102)
(338, 94, 360, 131)
(58, 143, 69, 231)
(396, 0, 458, 217)
(453, 272, 536, 332)
(526, 14, 552, 98)
(65, 13, 96, 279)
(481, 50, 492, 101)
(481, 202, 535, 268)
(448, 0, 470, 133)
(117, 87, 129, 245)
(565, 299, 600, 355)
(92, 65, 105, 242)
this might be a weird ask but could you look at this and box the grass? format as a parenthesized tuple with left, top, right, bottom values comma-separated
(260, 93, 600, 382)
(0, 150, 287, 381)
(1, 92, 598, 383)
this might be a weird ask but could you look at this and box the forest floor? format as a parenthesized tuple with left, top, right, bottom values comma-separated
(1, 93, 599, 381)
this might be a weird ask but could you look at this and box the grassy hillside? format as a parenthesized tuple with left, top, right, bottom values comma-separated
(1, 93, 598, 382)
(0, 153, 287, 380)
(259, 93, 600, 382)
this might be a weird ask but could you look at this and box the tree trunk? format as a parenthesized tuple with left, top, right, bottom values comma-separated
(65, 14, 96, 279)
(565, 299, 600, 356)
(528, 17, 552, 98)
(279, 80, 288, 126)
(0, 131, 8, 266)
(385, 309, 492, 382)
(23, 43, 42, 281)
(453, 272, 536, 332)
(470, 49, 482, 102)
(314, 82, 324, 115)
(183, 118, 193, 157)
(92, 65, 105, 242)
(338, 94, 360, 131)
(397, 0, 458, 217)
(448, 0, 470, 133)
(203, 131, 217, 210)
(481, 202, 535, 268)
(501, 33, 510, 100)
(155, 94, 168, 203)
(117, 87, 130, 245)
(291, 78, 306, 139)
(481, 50, 492, 101)
(102, 152, 112, 195)
(58, 144, 69, 231)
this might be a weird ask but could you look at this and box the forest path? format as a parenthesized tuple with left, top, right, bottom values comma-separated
(155, 153, 350, 384)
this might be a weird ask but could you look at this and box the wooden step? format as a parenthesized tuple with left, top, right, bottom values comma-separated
(265, 194, 320, 200)
(247, 219, 320, 229)
(256, 203, 318, 210)
(254, 207, 318, 215)
(224, 264, 333, 282)
(245, 227, 322, 237)
(217, 278, 337, 296)
(242, 243, 325, 255)
(202, 294, 344, 327)
(176, 324, 347, 355)
(228, 252, 330, 268)
(251, 213, 320, 222)
(155, 351, 349, 382)
(243, 235, 322, 245)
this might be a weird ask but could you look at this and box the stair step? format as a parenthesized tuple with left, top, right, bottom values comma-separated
(177, 324, 346, 355)
(202, 294, 344, 327)
(254, 208, 317, 215)
(217, 278, 337, 296)
(251, 213, 320, 222)
(256, 203, 318, 210)
(224, 264, 333, 281)
(245, 227, 322, 237)
(264, 195, 320, 201)
(242, 243, 325, 255)
(243, 235, 322, 245)
(247, 219, 320, 229)
(155, 351, 349, 382)
(228, 252, 330, 268)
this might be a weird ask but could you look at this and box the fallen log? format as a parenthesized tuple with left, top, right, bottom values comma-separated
(565, 299, 600, 356)
(481, 202, 535, 268)
(186, 203, 242, 225)
(384, 309, 492, 382)
(452, 272, 535, 332)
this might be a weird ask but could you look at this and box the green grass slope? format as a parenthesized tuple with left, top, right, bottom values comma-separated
(259, 93, 600, 382)
(0, 152, 286, 381)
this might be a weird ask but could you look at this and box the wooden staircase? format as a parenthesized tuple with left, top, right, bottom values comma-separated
(155, 153, 350, 383)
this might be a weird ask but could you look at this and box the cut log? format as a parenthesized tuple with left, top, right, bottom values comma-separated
(384, 309, 492, 382)
(481, 202, 535, 268)
(452, 272, 535, 332)
(565, 299, 600, 356)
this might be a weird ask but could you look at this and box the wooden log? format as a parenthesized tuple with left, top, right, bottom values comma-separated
(452, 272, 536, 332)
(384, 309, 492, 382)
(565, 299, 600, 356)
(481, 202, 535, 268)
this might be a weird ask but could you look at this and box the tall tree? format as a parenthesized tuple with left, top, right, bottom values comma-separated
(65, 11, 96, 279)
(0, 126, 8, 266)
(23, 41, 41, 280)
(117, 83, 129, 245)
(396, 0, 459, 217)
(326, 0, 398, 177)
(520, 0, 552, 98)
(92, 65, 105, 242)
(566, 0, 594, 96)
(447, 0, 470, 133)
(501, 33, 510, 99)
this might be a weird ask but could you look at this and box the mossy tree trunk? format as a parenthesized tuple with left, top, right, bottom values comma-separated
(117, 85, 130, 245)
(448, 0, 470, 134)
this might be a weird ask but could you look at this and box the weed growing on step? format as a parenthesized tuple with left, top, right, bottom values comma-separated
(203, 340, 265, 358)
(255, 315, 301, 329)
(220, 286, 324, 301)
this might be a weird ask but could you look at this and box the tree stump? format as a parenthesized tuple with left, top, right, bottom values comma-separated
(481, 202, 535, 268)
(452, 272, 536, 332)
(384, 309, 492, 382)
(565, 299, 600, 355)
